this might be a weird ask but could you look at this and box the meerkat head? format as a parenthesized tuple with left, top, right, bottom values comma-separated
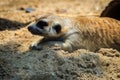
(28, 15, 71, 38)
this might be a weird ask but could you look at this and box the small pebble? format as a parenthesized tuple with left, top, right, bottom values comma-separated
(19, 7, 35, 13)
(25, 8, 35, 13)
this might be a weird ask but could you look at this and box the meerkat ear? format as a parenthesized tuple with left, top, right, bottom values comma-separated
(53, 24, 61, 33)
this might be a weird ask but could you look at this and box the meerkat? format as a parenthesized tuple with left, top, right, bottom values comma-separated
(28, 15, 120, 52)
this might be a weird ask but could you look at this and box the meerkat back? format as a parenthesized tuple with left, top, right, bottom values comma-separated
(73, 16, 120, 51)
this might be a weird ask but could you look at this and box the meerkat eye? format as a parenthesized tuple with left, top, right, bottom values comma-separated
(36, 20, 48, 29)
(53, 24, 61, 33)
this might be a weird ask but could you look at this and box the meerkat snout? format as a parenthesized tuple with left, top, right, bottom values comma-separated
(28, 20, 49, 35)
(28, 25, 43, 35)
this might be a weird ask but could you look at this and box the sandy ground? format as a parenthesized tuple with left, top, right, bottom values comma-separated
(1, 0, 120, 80)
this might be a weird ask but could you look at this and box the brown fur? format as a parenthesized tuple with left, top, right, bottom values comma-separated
(72, 16, 120, 51)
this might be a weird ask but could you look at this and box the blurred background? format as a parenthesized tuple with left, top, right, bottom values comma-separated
(0, 0, 111, 23)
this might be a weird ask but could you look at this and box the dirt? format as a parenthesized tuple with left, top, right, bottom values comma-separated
(1, 0, 120, 80)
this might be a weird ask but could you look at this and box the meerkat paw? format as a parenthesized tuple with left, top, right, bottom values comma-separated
(29, 42, 42, 50)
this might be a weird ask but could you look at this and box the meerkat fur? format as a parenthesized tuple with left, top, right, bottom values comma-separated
(28, 15, 120, 52)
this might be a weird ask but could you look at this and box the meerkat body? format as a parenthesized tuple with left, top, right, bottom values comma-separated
(28, 15, 120, 52)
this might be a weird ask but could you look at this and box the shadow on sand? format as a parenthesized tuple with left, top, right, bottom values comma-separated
(0, 18, 30, 31)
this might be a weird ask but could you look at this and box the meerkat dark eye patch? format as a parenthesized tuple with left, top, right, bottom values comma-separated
(36, 20, 48, 29)
(53, 24, 61, 33)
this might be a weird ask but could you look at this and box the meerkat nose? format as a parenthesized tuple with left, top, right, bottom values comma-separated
(28, 26, 33, 32)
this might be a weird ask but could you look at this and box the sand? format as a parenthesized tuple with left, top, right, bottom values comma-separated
(1, 0, 120, 80)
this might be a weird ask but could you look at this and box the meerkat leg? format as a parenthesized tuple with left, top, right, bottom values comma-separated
(29, 37, 73, 51)
(29, 37, 64, 50)
(30, 40, 63, 50)
(41, 40, 78, 52)
(30, 34, 81, 52)
(29, 38, 49, 50)
(31, 41, 73, 51)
